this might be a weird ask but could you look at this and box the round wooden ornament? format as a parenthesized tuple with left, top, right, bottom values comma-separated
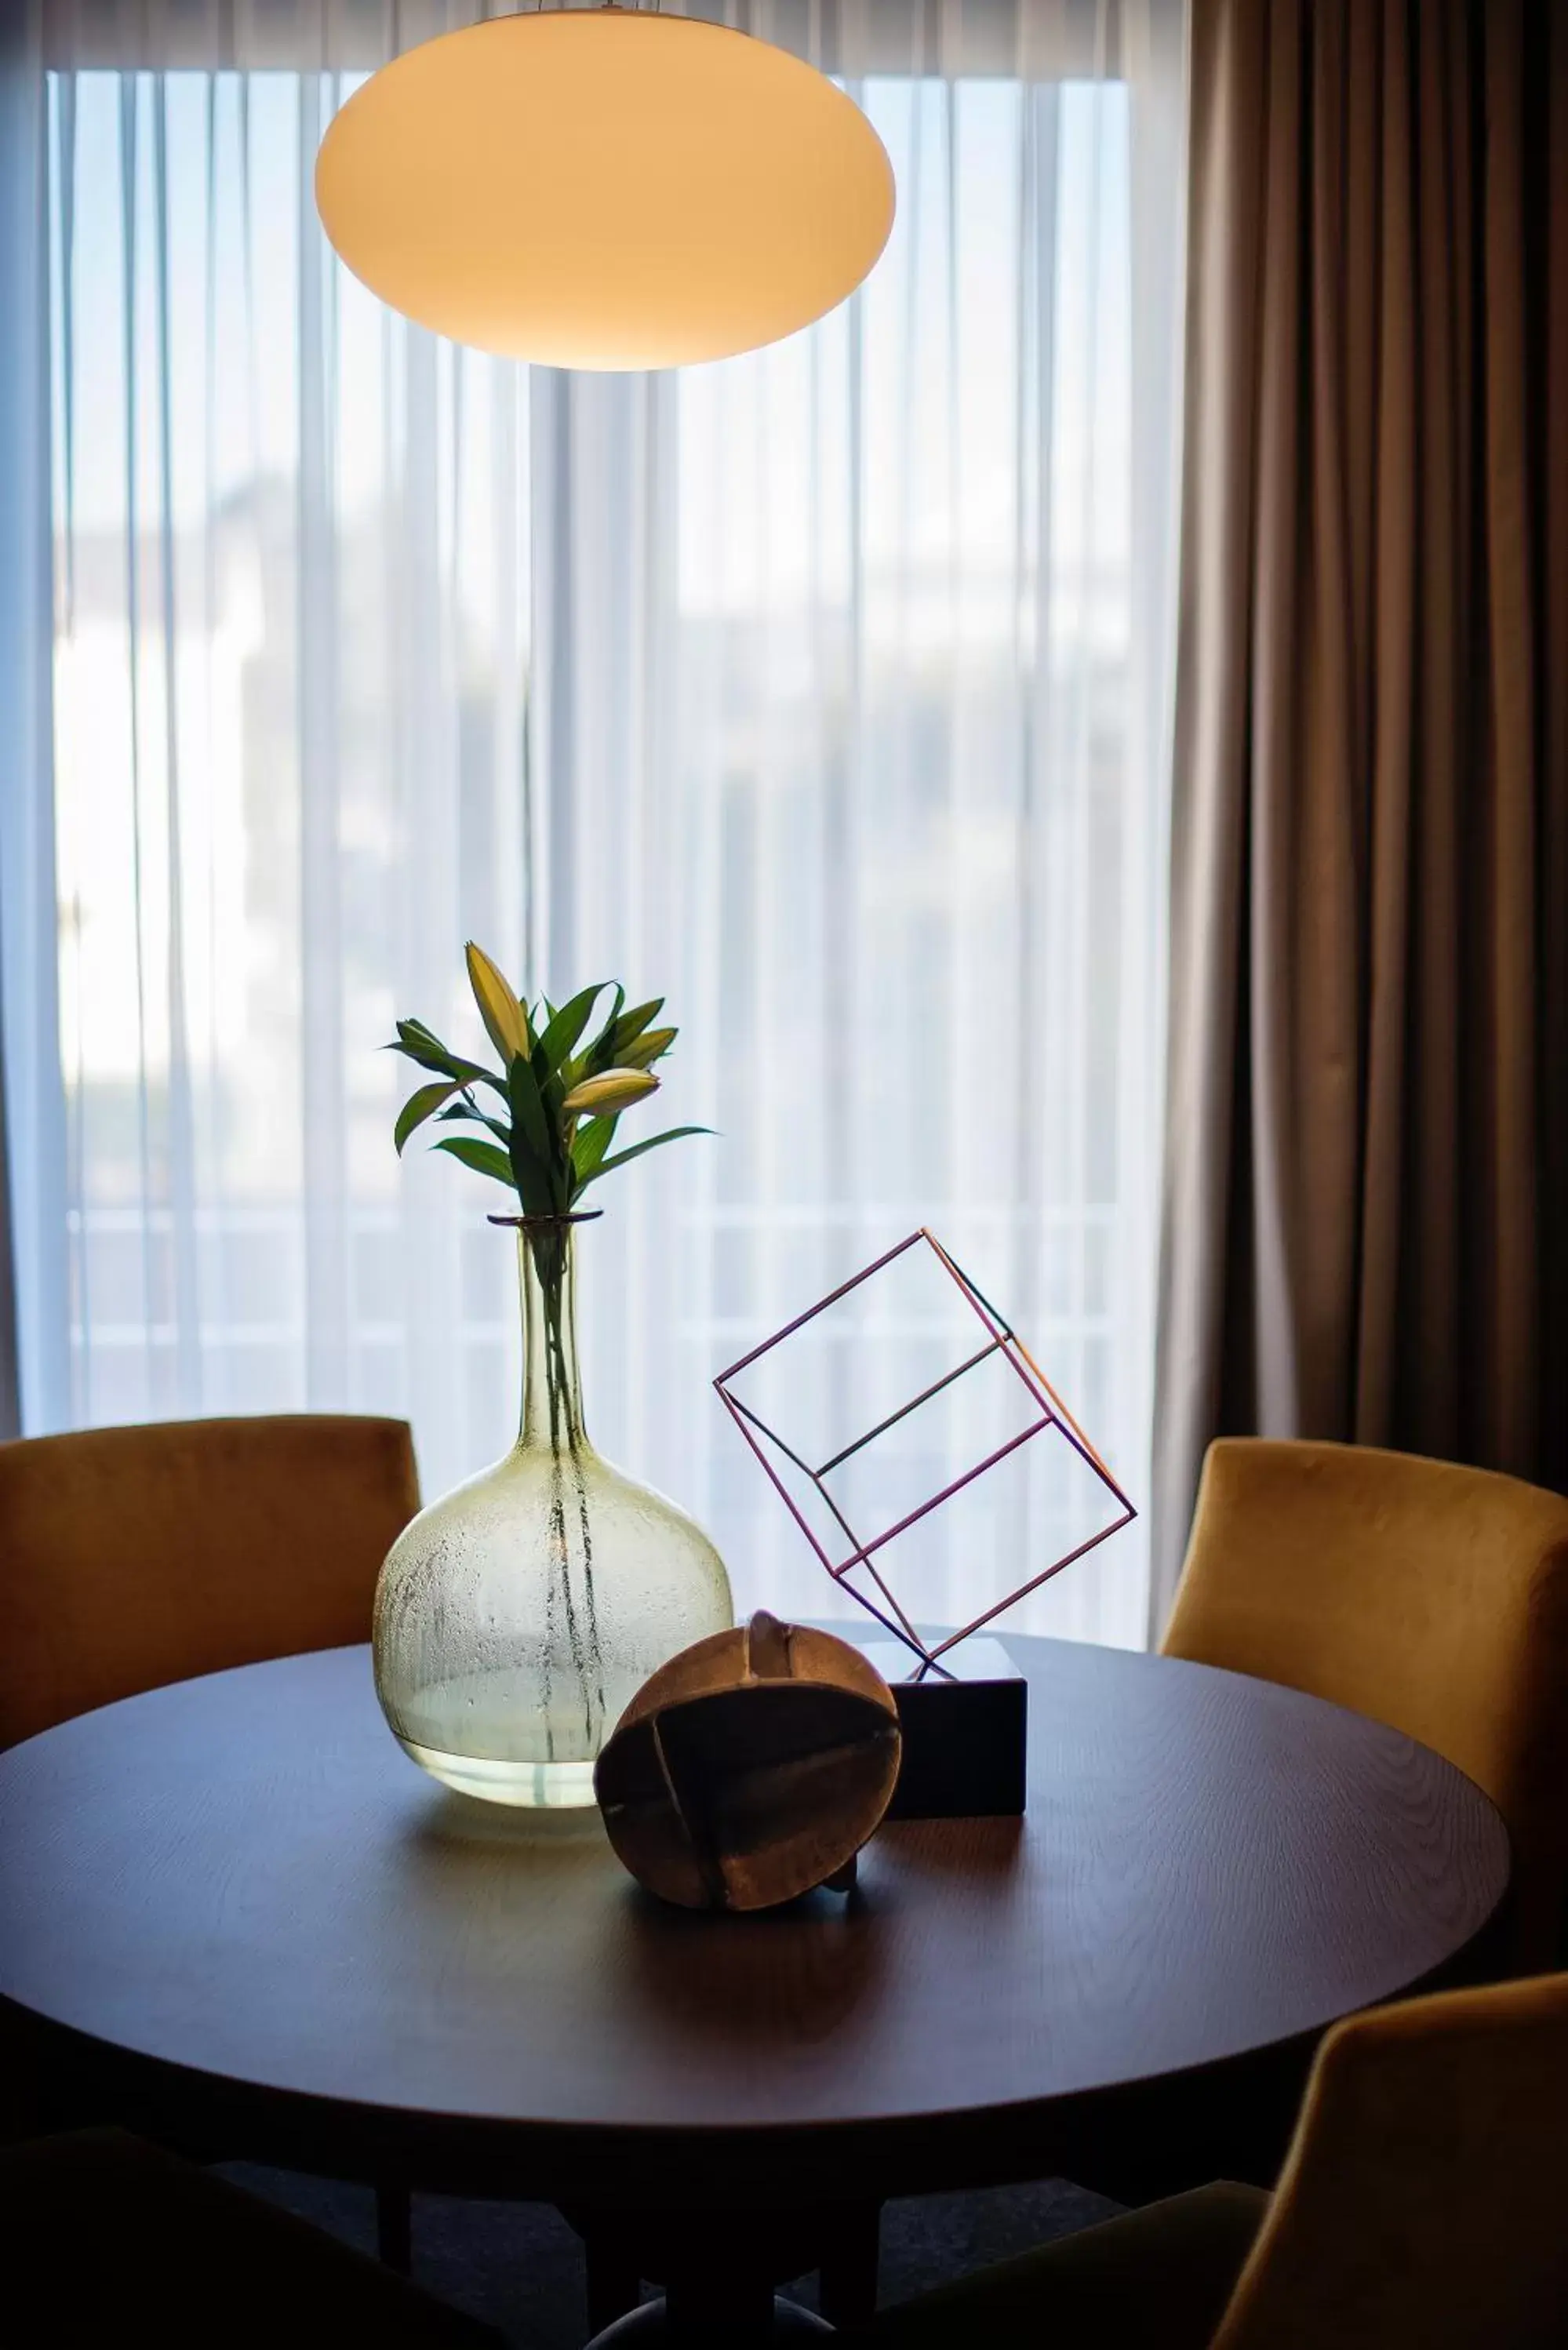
(593, 1611, 902, 1912)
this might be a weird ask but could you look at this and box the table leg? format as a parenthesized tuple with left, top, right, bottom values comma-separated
(585, 2230, 643, 2334)
(818, 2202, 882, 2326)
(668, 2272, 786, 2340)
(375, 2181, 412, 2273)
(569, 2201, 846, 2342)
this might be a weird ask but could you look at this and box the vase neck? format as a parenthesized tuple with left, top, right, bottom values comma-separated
(517, 1224, 589, 1453)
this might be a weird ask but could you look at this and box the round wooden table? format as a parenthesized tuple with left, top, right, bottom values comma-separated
(0, 1637, 1508, 2339)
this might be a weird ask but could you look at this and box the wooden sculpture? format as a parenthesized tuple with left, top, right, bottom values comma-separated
(593, 1612, 902, 1912)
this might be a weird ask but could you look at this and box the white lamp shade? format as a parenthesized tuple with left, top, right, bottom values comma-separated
(315, 9, 896, 369)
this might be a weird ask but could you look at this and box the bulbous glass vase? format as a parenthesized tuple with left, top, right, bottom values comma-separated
(373, 1216, 734, 1807)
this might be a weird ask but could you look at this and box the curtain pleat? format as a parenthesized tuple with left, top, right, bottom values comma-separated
(24, 0, 1186, 1648)
(0, 2, 51, 1435)
(40, 0, 1141, 74)
(1154, 0, 1568, 1628)
(1, 0, 71, 1437)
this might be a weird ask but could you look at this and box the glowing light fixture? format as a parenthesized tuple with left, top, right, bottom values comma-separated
(315, 6, 896, 370)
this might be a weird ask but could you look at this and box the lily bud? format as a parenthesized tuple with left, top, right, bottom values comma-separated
(466, 941, 530, 1063)
(563, 1068, 660, 1117)
(617, 1026, 677, 1071)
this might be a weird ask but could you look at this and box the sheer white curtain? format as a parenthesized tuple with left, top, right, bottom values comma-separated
(16, 0, 1185, 1645)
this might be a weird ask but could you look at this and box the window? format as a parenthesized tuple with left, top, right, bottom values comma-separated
(31, 2, 1184, 1646)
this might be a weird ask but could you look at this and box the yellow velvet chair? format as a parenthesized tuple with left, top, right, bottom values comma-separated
(0, 1412, 422, 2263)
(0, 1413, 420, 1750)
(857, 1970, 1568, 2349)
(1160, 1439, 1568, 1970)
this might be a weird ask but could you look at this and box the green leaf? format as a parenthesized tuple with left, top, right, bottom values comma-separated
(435, 1098, 512, 1146)
(536, 982, 610, 1079)
(401, 1017, 450, 1049)
(432, 1136, 517, 1190)
(508, 1055, 563, 1213)
(577, 1126, 713, 1191)
(395, 1079, 462, 1155)
(570, 1114, 620, 1181)
(511, 1146, 555, 1220)
(506, 1129, 555, 1218)
(609, 999, 664, 1054)
(387, 1029, 478, 1078)
(533, 1033, 567, 1126)
(578, 984, 630, 1077)
(508, 1050, 552, 1165)
(387, 1024, 504, 1094)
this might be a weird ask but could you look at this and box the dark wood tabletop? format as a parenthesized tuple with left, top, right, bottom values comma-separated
(0, 1635, 1509, 2212)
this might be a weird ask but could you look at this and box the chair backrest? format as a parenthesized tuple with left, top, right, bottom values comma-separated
(1211, 1972, 1568, 2350)
(1162, 1438, 1568, 1966)
(0, 1415, 420, 1748)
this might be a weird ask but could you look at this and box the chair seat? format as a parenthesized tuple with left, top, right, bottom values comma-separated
(1159, 1437, 1568, 1971)
(0, 2129, 504, 2345)
(855, 2181, 1269, 2348)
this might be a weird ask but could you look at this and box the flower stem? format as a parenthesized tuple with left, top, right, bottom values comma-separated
(520, 1224, 606, 1750)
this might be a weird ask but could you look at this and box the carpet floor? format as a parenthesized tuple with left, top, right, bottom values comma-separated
(223, 2165, 1122, 2345)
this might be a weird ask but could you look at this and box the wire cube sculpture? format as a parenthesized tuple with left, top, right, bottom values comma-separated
(714, 1228, 1137, 1672)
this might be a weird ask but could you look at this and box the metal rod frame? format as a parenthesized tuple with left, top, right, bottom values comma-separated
(714, 1228, 1137, 1670)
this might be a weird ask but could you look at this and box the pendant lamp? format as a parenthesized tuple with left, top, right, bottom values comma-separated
(315, 5, 895, 370)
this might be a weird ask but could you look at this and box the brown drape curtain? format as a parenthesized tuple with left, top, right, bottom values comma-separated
(1152, 0, 1568, 1630)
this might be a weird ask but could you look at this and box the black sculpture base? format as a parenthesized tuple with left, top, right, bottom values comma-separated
(846, 1633, 1028, 1818)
